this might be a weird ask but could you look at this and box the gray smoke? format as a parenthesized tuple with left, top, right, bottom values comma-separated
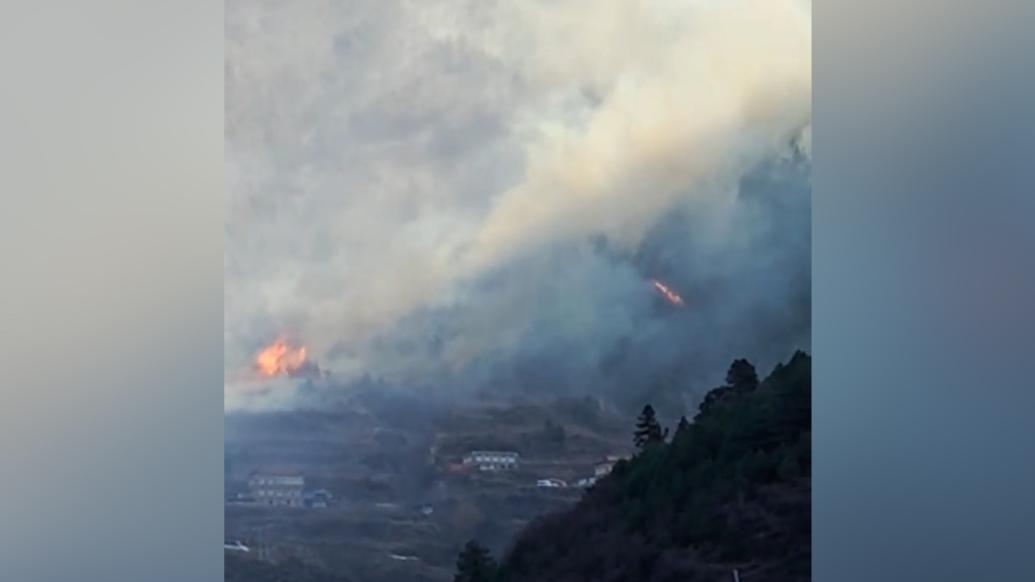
(224, 0, 812, 413)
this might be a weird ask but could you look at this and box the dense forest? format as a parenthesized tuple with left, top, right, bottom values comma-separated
(455, 351, 811, 582)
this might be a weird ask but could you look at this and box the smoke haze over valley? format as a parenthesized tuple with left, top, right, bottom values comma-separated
(225, 0, 811, 415)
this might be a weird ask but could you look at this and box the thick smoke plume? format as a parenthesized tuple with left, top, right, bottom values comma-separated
(225, 0, 812, 412)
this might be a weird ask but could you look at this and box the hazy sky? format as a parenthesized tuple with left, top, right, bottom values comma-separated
(225, 0, 812, 409)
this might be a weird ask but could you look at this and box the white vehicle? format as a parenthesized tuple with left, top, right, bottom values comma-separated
(223, 540, 250, 553)
(575, 477, 598, 488)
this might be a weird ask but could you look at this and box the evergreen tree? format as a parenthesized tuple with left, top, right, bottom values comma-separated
(454, 539, 498, 582)
(696, 359, 760, 420)
(634, 404, 667, 449)
(726, 359, 759, 392)
(675, 415, 691, 437)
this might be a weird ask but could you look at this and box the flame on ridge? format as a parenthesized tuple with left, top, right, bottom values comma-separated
(651, 279, 685, 307)
(254, 338, 308, 377)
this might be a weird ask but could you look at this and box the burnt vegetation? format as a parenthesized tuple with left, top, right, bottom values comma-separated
(456, 351, 811, 582)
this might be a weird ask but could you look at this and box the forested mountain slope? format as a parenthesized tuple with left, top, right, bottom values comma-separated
(460, 351, 811, 582)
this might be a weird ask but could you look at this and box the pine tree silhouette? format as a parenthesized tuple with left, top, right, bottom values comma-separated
(634, 404, 667, 449)
(675, 415, 691, 437)
(726, 359, 759, 392)
(454, 539, 498, 582)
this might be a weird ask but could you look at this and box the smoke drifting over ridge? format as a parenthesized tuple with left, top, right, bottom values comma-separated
(225, 0, 812, 411)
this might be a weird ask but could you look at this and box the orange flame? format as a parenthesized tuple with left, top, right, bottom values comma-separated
(651, 279, 685, 307)
(254, 338, 308, 377)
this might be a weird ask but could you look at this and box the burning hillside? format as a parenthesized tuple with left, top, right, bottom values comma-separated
(254, 338, 311, 377)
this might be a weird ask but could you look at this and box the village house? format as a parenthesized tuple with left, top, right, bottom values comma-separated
(462, 450, 520, 471)
(571, 455, 630, 489)
(248, 471, 305, 507)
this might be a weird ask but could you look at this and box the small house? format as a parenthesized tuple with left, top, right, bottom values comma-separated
(248, 470, 305, 507)
(462, 450, 520, 471)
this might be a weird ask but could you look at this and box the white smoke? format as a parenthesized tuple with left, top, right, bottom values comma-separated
(225, 0, 812, 408)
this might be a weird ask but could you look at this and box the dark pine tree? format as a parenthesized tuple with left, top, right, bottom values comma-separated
(633, 404, 667, 449)
(726, 358, 759, 392)
(697, 358, 760, 420)
(675, 415, 691, 437)
(454, 539, 498, 582)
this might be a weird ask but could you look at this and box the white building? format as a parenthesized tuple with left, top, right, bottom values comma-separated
(462, 450, 519, 471)
(248, 471, 305, 507)
(536, 478, 567, 488)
